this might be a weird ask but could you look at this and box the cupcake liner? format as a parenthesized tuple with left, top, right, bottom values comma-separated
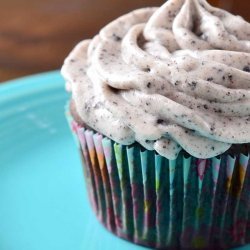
(69, 118, 250, 249)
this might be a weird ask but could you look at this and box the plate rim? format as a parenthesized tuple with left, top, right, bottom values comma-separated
(0, 70, 61, 87)
(0, 70, 64, 104)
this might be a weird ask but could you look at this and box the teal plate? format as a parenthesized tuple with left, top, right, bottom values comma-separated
(0, 71, 249, 250)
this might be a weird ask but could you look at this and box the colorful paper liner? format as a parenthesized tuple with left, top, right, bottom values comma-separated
(69, 118, 250, 249)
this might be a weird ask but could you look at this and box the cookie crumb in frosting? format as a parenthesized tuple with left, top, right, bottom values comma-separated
(243, 66, 250, 72)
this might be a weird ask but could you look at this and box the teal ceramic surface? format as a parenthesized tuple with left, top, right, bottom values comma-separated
(0, 71, 249, 250)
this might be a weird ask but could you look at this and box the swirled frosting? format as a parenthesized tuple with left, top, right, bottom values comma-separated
(62, 0, 250, 159)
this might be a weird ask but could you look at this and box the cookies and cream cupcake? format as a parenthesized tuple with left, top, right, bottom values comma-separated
(62, 0, 250, 248)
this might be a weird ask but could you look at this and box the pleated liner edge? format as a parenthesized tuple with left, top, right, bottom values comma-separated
(70, 119, 250, 250)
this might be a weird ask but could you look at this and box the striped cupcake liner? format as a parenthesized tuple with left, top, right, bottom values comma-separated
(69, 118, 250, 249)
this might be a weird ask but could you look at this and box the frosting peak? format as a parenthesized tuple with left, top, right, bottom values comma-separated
(62, 0, 250, 159)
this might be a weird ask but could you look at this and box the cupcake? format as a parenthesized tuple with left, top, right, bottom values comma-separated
(61, 0, 250, 249)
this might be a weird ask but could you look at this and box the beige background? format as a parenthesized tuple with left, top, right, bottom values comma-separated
(0, 0, 249, 82)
